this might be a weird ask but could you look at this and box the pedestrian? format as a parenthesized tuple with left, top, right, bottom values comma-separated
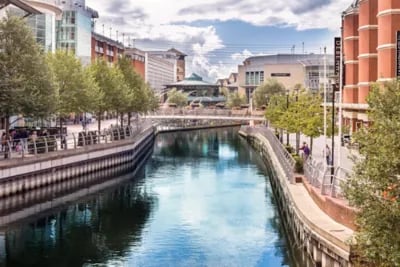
(300, 142, 310, 161)
(324, 144, 331, 166)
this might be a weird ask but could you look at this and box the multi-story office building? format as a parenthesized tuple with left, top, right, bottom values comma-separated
(91, 32, 123, 64)
(145, 52, 175, 93)
(55, 0, 98, 65)
(125, 48, 146, 80)
(342, 0, 400, 132)
(238, 54, 334, 102)
(146, 48, 187, 82)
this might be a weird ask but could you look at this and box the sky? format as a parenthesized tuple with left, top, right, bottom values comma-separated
(86, 0, 352, 82)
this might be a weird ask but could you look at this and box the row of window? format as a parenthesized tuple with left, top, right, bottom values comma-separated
(245, 71, 264, 85)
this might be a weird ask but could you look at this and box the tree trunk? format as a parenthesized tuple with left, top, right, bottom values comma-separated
(120, 113, 124, 127)
(280, 128, 283, 143)
(128, 112, 131, 126)
(4, 115, 10, 159)
(97, 112, 102, 133)
(310, 136, 313, 155)
(296, 132, 300, 155)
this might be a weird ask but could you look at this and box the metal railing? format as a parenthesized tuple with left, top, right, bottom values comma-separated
(243, 126, 295, 182)
(303, 155, 351, 199)
(150, 108, 265, 117)
(0, 122, 152, 160)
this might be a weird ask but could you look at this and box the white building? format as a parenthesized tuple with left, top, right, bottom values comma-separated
(55, 0, 98, 65)
(145, 52, 176, 93)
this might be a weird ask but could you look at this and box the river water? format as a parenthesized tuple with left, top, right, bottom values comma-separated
(0, 127, 311, 267)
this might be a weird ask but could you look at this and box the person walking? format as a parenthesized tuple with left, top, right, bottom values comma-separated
(324, 144, 331, 166)
(300, 142, 310, 161)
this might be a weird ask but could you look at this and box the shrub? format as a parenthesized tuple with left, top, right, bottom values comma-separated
(292, 154, 304, 174)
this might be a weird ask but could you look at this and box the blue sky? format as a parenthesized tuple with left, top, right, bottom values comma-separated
(87, 0, 350, 82)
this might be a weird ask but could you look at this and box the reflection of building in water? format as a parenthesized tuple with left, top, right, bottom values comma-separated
(1, 161, 156, 266)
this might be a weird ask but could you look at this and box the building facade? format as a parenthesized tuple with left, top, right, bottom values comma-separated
(238, 54, 334, 102)
(145, 52, 175, 93)
(124, 48, 146, 80)
(91, 32, 123, 64)
(146, 48, 187, 82)
(55, 0, 98, 65)
(342, 0, 400, 132)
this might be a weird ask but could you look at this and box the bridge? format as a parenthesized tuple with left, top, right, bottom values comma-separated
(145, 114, 266, 121)
(143, 108, 266, 122)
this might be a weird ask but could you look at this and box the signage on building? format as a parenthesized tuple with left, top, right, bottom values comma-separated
(271, 73, 290, 77)
(397, 31, 400, 77)
(334, 37, 341, 90)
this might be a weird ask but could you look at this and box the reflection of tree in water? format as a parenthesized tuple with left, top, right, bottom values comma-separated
(3, 174, 157, 267)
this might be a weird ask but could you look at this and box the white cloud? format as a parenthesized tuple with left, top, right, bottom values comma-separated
(86, 0, 350, 81)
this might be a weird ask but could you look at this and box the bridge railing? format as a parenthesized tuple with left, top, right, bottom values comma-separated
(150, 108, 264, 117)
(0, 121, 153, 160)
(242, 126, 295, 182)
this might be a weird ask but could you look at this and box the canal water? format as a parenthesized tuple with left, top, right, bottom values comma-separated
(0, 127, 311, 267)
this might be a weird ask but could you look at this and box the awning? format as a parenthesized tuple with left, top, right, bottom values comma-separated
(0, 0, 42, 15)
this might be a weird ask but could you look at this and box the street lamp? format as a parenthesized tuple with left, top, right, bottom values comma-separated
(329, 76, 339, 178)
(286, 89, 290, 146)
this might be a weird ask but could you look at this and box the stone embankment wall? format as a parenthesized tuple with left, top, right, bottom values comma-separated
(0, 128, 156, 197)
(239, 129, 354, 267)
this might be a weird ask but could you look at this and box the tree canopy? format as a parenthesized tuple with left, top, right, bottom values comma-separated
(167, 88, 188, 107)
(0, 15, 56, 131)
(227, 92, 246, 108)
(344, 81, 400, 266)
(253, 78, 285, 108)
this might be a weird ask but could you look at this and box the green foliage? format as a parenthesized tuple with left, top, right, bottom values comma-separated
(227, 92, 246, 108)
(264, 95, 287, 128)
(47, 50, 94, 116)
(344, 81, 400, 267)
(254, 78, 285, 108)
(89, 58, 129, 113)
(117, 56, 149, 114)
(292, 154, 304, 174)
(167, 88, 188, 107)
(220, 87, 229, 98)
(0, 15, 56, 123)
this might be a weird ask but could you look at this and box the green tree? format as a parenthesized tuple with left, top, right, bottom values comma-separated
(0, 15, 56, 142)
(227, 92, 246, 108)
(344, 81, 400, 267)
(89, 59, 129, 130)
(167, 88, 188, 107)
(254, 78, 285, 108)
(47, 50, 95, 132)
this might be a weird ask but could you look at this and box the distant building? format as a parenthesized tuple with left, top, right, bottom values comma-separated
(91, 32, 123, 64)
(55, 0, 98, 65)
(166, 73, 222, 106)
(217, 72, 238, 94)
(125, 48, 146, 80)
(237, 54, 334, 102)
(145, 52, 175, 93)
(146, 48, 187, 82)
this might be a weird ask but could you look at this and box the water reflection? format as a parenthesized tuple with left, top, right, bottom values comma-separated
(0, 127, 311, 267)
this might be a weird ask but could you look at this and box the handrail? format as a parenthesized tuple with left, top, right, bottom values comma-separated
(0, 121, 153, 160)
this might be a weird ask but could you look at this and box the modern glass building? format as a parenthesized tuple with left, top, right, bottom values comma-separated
(55, 0, 98, 65)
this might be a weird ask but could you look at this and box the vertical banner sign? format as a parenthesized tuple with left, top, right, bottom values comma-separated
(334, 37, 341, 90)
(397, 31, 400, 77)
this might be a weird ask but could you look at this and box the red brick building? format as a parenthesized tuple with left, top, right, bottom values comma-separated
(91, 32, 124, 64)
(342, 0, 400, 132)
(124, 48, 146, 80)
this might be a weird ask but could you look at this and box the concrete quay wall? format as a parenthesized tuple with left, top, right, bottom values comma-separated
(239, 129, 354, 267)
(0, 128, 156, 197)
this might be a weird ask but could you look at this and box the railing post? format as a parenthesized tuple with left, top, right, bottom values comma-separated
(90, 132, 94, 145)
(44, 137, 48, 153)
(33, 139, 37, 155)
(72, 133, 77, 149)
(117, 127, 121, 140)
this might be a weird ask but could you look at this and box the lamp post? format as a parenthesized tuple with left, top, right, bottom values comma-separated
(330, 78, 338, 177)
(286, 89, 290, 146)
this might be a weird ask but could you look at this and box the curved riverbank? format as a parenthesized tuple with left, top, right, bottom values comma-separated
(239, 126, 354, 267)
